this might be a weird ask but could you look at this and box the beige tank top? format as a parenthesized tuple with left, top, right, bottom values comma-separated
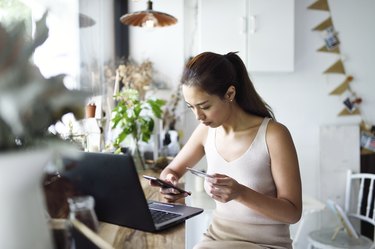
(204, 118, 283, 224)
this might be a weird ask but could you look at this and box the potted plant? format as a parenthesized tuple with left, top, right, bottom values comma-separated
(0, 13, 88, 249)
(111, 88, 165, 170)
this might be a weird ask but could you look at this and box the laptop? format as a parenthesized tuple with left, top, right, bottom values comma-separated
(62, 151, 203, 232)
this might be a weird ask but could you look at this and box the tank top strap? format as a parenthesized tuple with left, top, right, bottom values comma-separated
(251, 118, 271, 152)
(258, 117, 271, 135)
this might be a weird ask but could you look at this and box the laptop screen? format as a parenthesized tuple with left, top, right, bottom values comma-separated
(62, 152, 156, 229)
(61, 151, 203, 232)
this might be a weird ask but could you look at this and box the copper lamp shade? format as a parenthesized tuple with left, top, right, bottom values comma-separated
(120, 0, 177, 28)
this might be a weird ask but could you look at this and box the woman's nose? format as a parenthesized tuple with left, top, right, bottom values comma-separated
(194, 109, 205, 121)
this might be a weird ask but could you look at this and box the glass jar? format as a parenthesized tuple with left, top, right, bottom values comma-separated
(50, 219, 72, 249)
(68, 196, 99, 232)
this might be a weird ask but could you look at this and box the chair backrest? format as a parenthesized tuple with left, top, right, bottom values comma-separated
(345, 170, 375, 227)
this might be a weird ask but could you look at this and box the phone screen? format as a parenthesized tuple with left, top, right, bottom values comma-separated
(143, 175, 191, 195)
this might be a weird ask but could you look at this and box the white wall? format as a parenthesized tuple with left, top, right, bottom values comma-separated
(252, 0, 375, 197)
(128, 0, 185, 90)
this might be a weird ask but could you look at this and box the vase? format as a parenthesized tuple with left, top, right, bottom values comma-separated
(0, 149, 54, 249)
(133, 146, 147, 171)
(122, 138, 147, 171)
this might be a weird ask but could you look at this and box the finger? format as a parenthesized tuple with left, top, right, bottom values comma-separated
(210, 184, 223, 193)
(210, 185, 218, 192)
(211, 185, 228, 200)
(212, 173, 226, 178)
(163, 193, 185, 202)
(206, 177, 217, 184)
(149, 179, 160, 187)
(211, 193, 220, 201)
(211, 177, 232, 186)
(160, 187, 179, 195)
(160, 187, 189, 198)
(165, 173, 178, 185)
(207, 175, 227, 185)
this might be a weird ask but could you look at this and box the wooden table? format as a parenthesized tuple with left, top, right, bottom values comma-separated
(97, 169, 185, 249)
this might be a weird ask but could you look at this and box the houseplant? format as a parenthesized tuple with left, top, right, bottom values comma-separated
(0, 13, 88, 249)
(111, 88, 165, 170)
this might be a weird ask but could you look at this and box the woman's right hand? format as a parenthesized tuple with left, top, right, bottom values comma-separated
(157, 173, 188, 203)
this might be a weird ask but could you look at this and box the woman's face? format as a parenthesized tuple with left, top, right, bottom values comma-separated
(182, 85, 231, 128)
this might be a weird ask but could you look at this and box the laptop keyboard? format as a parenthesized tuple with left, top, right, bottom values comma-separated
(150, 209, 181, 224)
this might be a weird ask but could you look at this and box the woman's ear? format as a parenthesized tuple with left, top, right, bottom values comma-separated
(225, 85, 236, 102)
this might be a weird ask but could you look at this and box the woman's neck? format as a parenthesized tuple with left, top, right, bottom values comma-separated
(220, 107, 262, 134)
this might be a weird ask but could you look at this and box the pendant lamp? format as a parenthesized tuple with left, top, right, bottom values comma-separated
(120, 0, 177, 28)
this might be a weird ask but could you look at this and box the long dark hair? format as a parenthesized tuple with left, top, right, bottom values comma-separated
(181, 52, 274, 119)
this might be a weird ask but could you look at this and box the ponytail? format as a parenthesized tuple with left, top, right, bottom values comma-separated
(224, 52, 274, 119)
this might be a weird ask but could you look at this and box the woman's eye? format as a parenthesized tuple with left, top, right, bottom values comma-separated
(201, 106, 210, 110)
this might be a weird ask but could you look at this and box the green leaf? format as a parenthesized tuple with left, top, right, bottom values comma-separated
(147, 99, 165, 118)
(117, 131, 128, 144)
(139, 117, 154, 142)
(133, 104, 142, 117)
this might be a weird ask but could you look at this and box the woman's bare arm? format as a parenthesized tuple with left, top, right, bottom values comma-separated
(158, 124, 208, 202)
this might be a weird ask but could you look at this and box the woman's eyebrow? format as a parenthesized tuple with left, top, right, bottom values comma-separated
(185, 100, 209, 107)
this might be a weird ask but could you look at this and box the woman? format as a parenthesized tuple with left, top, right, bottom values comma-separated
(156, 52, 302, 249)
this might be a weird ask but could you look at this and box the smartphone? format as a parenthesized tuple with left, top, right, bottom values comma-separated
(186, 167, 213, 178)
(142, 175, 191, 196)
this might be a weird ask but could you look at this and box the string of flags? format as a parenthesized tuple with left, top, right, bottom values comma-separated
(308, 0, 375, 154)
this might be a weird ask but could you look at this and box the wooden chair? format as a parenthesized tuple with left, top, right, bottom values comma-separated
(308, 170, 375, 249)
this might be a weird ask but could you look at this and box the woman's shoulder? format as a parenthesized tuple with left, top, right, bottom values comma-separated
(266, 119, 292, 140)
(190, 123, 210, 144)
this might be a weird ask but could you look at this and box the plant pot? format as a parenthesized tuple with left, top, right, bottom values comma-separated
(0, 149, 54, 249)
(85, 103, 96, 118)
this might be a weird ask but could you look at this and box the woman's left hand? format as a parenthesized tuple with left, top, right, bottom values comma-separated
(206, 174, 243, 203)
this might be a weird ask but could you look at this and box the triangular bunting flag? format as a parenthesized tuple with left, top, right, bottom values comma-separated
(317, 45, 340, 54)
(308, 0, 330, 11)
(361, 147, 375, 155)
(324, 60, 346, 74)
(338, 108, 360, 116)
(360, 120, 370, 132)
(313, 17, 333, 31)
(330, 76, 353, 95)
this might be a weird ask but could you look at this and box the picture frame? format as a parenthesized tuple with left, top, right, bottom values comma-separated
(326, 199, 359, 239)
